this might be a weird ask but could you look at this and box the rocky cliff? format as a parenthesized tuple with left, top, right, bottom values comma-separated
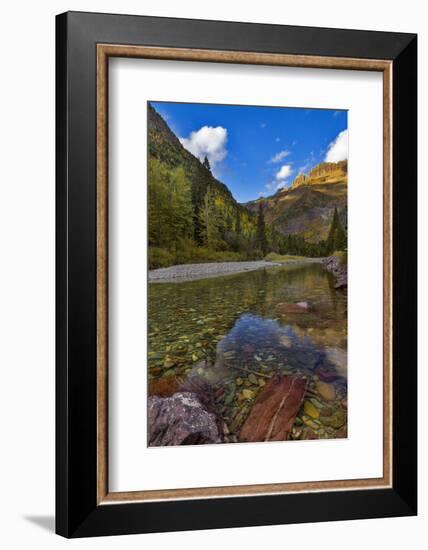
(291, 160, 347, 189)
(244, 160, 347, 243)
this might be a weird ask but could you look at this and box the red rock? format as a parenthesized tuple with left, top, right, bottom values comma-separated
(149, 376, 180, 397)
(336, 425, 348, 439)
(276, 302, 309, 314)
(239, 375, 308, 442)
(305, 428, 319, 440)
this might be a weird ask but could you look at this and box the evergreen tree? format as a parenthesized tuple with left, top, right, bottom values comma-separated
(271, 226, 279, 253)
(334, 219, 347, 251)
(148, 159, 193, 248)
(235, 208, 241, 234)
(192, 161, 211, 245)
(326, 208, 339, 253)
(199, 185, 222, 248)
(256, 202, 268, 256)
(326, 208, 347, 253)
(203, 156, 211, 173)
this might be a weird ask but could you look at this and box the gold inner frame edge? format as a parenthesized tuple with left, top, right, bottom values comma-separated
(96, 44, 393, 505)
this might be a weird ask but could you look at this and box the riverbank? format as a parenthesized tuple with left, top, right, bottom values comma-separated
(149, 258, 322, 283)
(322, 254, 347, 289)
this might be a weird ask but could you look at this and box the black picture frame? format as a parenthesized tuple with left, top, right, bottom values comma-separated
(56, 11, 417, 538)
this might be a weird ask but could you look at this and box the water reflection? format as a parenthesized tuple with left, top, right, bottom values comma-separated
(148, 263, 347, 441)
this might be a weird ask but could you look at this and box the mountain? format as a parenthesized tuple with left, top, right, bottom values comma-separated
(148, 104, 347, 266)
(148, 104, 271, 267)
(148, 103, 260, 240)
(243, 161, 347, 243)
(291, 161, 347, 189)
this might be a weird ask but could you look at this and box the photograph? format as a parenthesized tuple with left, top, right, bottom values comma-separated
(147, 101, 349, 446)
(0, 1, 420, 544)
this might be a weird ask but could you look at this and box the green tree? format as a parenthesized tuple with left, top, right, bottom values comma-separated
(256, 202, 268, 256)
(326, 208, 347, 253)
(271, 225, 279, 253)
(203, 156, 211, 173)
(235, 208, 241, 235)
(326, 208, 338, 252)
(148, 158, 194, 248)
(334, 220, 347, 251)
(199, 185, 222, 248)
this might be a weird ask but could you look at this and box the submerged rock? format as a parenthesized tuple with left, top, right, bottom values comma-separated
(323, 255, 347, 289)
(315, 364, 341, 382)
(239, 375, 307, 442)
(149, 376, 180, 397)
(276, 302, 310, 314)
(315, 380, 336, 401)
(320, 409, 346, 429)
(304, 400, 320, 419)
(148, 392, 223, 446)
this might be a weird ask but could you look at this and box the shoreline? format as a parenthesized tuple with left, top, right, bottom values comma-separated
(148, 258, 323, 283)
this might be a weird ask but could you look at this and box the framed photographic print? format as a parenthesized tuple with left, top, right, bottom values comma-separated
(56, 11, 417, 537)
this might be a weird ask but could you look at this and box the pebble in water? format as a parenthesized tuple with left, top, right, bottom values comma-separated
(148, 264, 347, 443)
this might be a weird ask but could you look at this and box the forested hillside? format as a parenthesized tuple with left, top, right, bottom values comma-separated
(244, 161, 348, 245)
(148, 104, 283, 268)
(147, 104, 347, 268)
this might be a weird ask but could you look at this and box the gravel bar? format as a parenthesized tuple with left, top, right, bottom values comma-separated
(149, 259, 322, 283)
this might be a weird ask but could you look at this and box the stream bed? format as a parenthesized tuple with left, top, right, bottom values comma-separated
(148, 263, 348, 443)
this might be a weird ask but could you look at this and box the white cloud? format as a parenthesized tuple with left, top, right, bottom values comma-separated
(325, 129, 348, 163)
(275, 164, 293, 181)
(268, 150, 291, 164)
(180, 126, 228, 166)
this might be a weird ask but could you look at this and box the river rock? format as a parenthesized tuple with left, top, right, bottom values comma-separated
(315, 365, 341, 382)
(316, 380, 336, 401)
(320, 409, 346, 429)
(239, 375, 308, 442)
(304, 400, 320, 419)
(241, 389, 256, 400)
(148, 392, 223, 446)
(276, 302, 310, 314)
(334, 275, 347, 289)
(149, 376, 180, 397)
(323, 255, 347, 289)
(248, 373, 258, 385)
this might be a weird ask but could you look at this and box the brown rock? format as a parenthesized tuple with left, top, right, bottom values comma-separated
(276, 302, 309, 315)
(320, 409, 346, 429)
(316, 381, 336, 401)
(239, 375, 307, 442)
(149, 376, 180, 398)
(336, 425, 348, 438)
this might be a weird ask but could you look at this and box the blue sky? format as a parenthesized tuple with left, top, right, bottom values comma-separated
(151, 101, 348, 203)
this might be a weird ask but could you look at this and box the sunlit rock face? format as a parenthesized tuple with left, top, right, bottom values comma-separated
(243, 160, 347, 242)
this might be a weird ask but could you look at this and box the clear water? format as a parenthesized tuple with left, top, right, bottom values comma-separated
(148, 263, 347, 442)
